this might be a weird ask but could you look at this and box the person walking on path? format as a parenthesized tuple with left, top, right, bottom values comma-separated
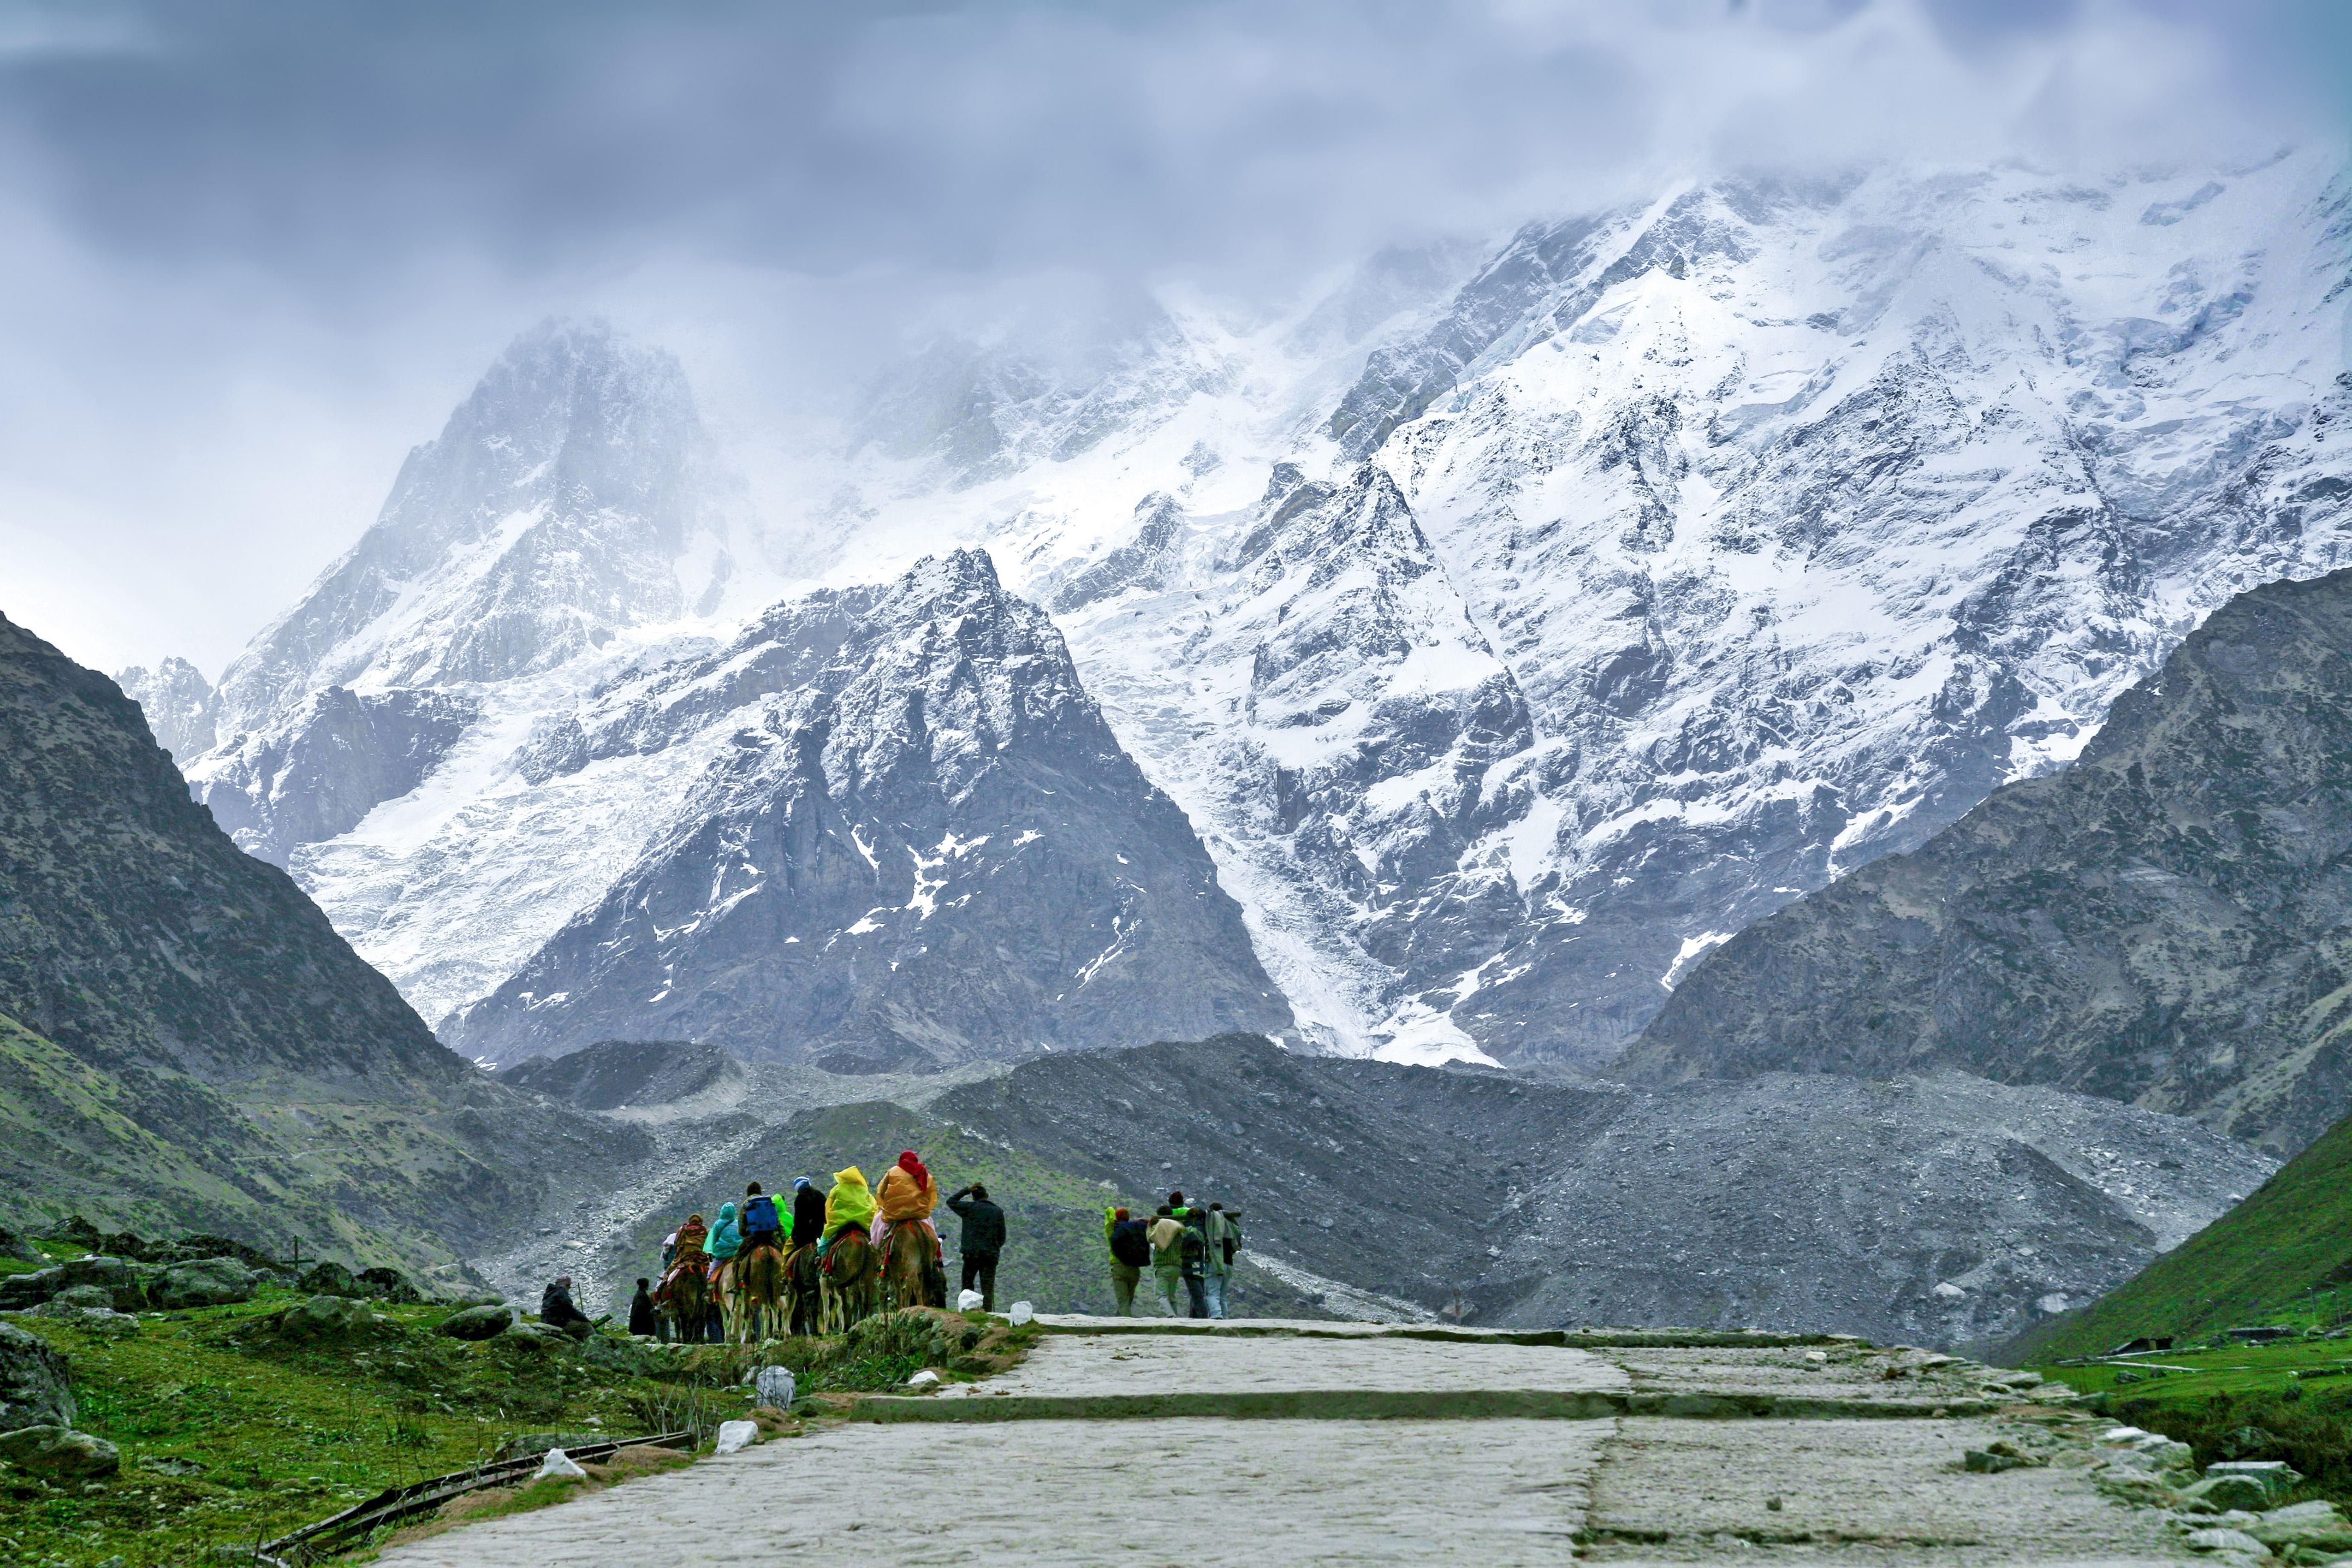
(1105, 1207, 1150, 1315)
(628, 1277, 657, 1337)
(1202, 1202, 1240, 1319)
(945, 1182, 1006, 1311)
(1147, 1205, 1188, 1317)
(1178, 1206, 1211, 1318)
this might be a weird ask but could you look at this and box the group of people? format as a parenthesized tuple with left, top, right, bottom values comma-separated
(620, 1153, 1010, 1340)
(587, 1162, 1244, 1337)
(1105, 1191, 1241, 1319)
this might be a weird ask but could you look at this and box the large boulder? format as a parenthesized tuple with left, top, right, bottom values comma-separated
(154, 1258, 257, 1309)
(298, 1259, 361, 1298)
(0, 1267, 62, 1311)
(0, 1424, 119, 1480)
(0, 1227, 42, 1264)
(435, 1304, 512, 1341)
(57, 1256, 150, 1312)
(0, 1321, 75, 1430)
(49, 1285, 113, 1312)
(255, 1294, 394, 1343)
(357, 1267, 422, 1304)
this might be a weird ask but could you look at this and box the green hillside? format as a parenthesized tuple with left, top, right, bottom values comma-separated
(2006, 1108, 2352, 1361)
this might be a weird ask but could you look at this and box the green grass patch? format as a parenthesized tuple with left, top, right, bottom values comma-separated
(0, 1286, 743, 1567)
(2011, 1110, 2352, 1361)
(2032, 1333, 2352, 1505)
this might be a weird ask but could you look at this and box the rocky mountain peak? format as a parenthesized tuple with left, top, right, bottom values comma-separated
(443, 548, 1289, 1069)
(209, 316, 725, 736)
(113, 657, 216, 766)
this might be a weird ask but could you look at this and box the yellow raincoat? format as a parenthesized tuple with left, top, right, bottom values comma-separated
(824, 1167, 877, 1241)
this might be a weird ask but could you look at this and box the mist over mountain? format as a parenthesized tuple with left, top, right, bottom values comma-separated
(111, 148, 2352, 1087)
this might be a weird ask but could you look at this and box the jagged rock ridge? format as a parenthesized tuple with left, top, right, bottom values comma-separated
(1622, 566, 2352, 1157)
(445, 550, 1290, 1068)
(0, 611, 637, 1273)
(927, 1036, 2275, 1349)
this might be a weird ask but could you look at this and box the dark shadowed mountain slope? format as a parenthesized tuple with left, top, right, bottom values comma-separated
(1621, 567, 2352, 1157)
(927, 1035, 2271, 1350)
(0, 612, 641, 1275)
(2005, 1106, 2352, 1361)
(444, 551, 1292, 1069)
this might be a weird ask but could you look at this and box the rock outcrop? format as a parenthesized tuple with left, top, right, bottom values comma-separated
(1623, 567, 2352, 1155)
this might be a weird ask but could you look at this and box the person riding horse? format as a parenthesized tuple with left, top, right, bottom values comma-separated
(873, 1150, 943, 1308)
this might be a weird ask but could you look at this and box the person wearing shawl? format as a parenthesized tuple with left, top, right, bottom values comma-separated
(824, 1166, 877, 1244)
(790, 1177, 827, 1249)
(872, 1149, 940, 1261)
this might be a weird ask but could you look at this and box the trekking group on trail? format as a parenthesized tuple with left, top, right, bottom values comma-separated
(1105, 1191, 1241, 1319)
(642, 1152, 1010, 1343)
(596, 1156, 1238, 1342)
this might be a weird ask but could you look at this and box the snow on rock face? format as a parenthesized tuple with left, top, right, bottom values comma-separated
(860, 153, 2352, 1067)
(113, 657, 216, 766)
(209, 317, 733, 737)
(188, 686, 481, 867)
(444, 549, 1290, 1068)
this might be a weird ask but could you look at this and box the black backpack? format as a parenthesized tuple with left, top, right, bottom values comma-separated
(1110, 1218, 1151, 1268)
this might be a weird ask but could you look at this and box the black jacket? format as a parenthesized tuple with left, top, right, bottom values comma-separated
(946, 1188, 1006, 1256)
(791, 1185, 828, 1248)
(628, 1288, 657, 1336)
(540, 1283, 588, 1329)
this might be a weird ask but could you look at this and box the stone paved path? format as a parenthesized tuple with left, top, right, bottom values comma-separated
(375, 1320, 2195, 1566)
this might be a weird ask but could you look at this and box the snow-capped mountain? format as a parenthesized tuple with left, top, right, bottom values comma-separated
(445, 549, 1289, 1068)
(825, 149, 2352, 1065)
(144, 149, 2352, 1072)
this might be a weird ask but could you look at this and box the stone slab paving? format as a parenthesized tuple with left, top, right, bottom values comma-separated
(963, 1324, 1632, 1396)
(374, 1322, 2195, 1566)
(375, 1417, 1616, 1567)
(1583, 1417, 2193, 1566)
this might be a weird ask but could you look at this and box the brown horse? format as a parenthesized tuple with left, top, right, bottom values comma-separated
(730, 1241, 786, 1343)
(879, 1222, 936, 1313)
(784, 1243, 823, 1336)
(820, 1229, 879, 1336)
(664, 1257, 710, 1344)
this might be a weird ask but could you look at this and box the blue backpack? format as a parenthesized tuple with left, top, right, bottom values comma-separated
(743, 1195, 780, 1235)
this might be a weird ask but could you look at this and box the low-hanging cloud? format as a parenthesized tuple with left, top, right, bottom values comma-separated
(0, 0, 2340, 673)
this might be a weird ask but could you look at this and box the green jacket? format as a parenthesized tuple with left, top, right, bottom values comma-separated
(1204, 1208, 1239, 1277)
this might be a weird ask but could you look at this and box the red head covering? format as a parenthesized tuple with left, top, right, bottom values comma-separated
(897, 1150, 930, 1190)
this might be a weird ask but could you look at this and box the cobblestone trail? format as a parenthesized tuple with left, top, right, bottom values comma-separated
(376, 1321, 2196, 1566)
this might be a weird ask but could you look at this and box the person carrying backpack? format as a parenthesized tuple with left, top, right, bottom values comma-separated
(1203, 1202, 1240, 1319)
(1178, 1207, 1211, 1318)
(1105, 1206, 1150, 1315)
(1146, 1205, 1188, 1316)
(740, 1183, 784, 1254)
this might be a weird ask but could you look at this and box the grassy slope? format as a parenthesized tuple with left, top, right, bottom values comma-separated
(2027, 1337, 2352, 1505)
(608, 1099, 1327, 1319)
(0, 1011, 516, 1286)
(2008, 1109, 2352, 1361)
(0, 1267, 1034, 1566)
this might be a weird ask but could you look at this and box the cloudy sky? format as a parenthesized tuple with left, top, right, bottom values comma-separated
(0, 0, 2340, 676)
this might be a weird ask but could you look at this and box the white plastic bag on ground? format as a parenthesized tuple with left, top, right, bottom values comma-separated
(957, 1289, 984, 1311)
(535, 1447, 587, 1480)
(1010, 1301, 1034, 1326)
(755, 1366, 796, 1408)
(713, 1420, 759, 1455)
